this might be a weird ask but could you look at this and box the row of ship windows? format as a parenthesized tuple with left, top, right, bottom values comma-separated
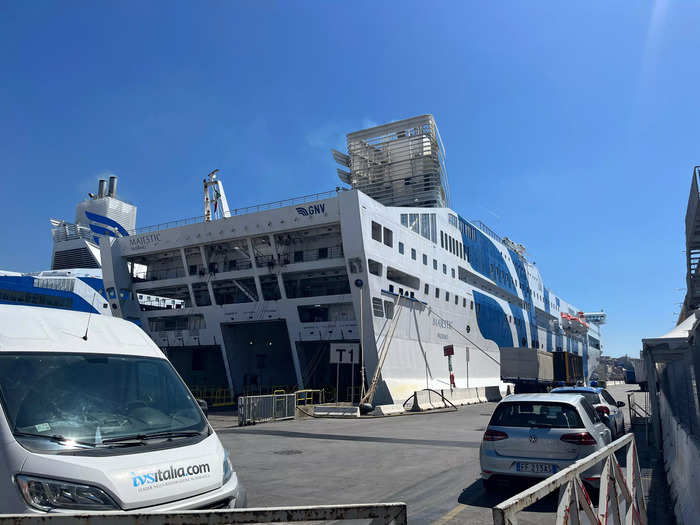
(397, 213, 438, 244)
(371, 218, 559, 312)
(0, 289, 73, 309)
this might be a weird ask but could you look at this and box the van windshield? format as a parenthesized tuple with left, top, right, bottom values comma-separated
(0, 353, 207, 448)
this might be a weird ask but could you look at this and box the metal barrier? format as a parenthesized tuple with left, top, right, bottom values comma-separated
(295, 389, 325, 406)
(492, 433, 647, 525)
(190, 386, 235, 408)
(0, 502, 407, 524)
(238, 393, 296, 426)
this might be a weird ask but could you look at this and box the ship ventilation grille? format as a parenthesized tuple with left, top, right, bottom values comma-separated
(52, 247, 100, 270)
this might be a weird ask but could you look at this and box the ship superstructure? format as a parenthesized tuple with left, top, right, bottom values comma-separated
(0, 177, 181, 316)
(101, 115, 603, 404)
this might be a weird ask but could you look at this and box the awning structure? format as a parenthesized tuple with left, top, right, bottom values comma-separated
(642, 310, 700, 362)
(641, 309, 700, 445)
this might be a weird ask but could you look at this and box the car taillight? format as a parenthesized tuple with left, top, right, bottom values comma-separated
(483, 429, 508, 441)
(560, 432, 597, 445)
(596, 405, 610, 416)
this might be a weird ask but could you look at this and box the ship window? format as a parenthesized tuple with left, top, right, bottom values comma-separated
(372, 297, 384, 317)
(430, 214, 437, 243)
(318, 247, 328, 259)
(433, 259, 438, 270)
(387, 266, 420, 290)
(398, 242, 404, 254)
(189, 264, 198, 276)
(389, 284, 394, 293)
(384, 300, 394, 319)
(435, 287, 440, 298)
(445, 291, 450, 302)
(463, 298, 467, 308)
(424, 283, 429, 295)
(423, 254, 427, 265)
(471, 301, 474, 310)
(294, 250, 304, 263)
(420, 213, 430, 239)
(409, 214, 419, 233)
(368, 259, 382, 276)
(411, 248, 416, 260)
(455, 295, 459, 305)
(440, 231, 444, 248)
(451, 268, 455, 278)
(383, 227, 393, 248)
(442, 264, 447, 274)
(371, 221, 382, 242)
(401, 214, 408, 227)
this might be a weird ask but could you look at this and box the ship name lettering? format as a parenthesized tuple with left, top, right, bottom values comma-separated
(432, 318, 453, 329)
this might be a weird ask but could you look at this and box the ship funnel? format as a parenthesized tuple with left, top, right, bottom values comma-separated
(107, 176, 117, 197)
(97, 179, 107, 198)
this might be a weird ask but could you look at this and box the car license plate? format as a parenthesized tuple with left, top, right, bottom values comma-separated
(516, 462, 555, 474)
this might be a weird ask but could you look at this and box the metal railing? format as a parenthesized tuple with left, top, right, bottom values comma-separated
(296, 389, 325, 406)
(492, 433, 646, 525)
(238, 393, 296, 426)
(190, 386, 235, 408)
(0, 502, 407, 524)
(130, 190, 340, 236)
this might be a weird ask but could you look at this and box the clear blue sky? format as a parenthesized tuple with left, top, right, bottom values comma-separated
(0, 2, 696, 357)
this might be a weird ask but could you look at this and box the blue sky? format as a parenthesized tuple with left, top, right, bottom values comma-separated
(0, 1, 697, 357)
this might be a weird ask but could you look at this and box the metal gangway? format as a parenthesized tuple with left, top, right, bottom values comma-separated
(493, 433, 647, 525)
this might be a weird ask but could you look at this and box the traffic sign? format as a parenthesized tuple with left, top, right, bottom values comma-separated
(330, 343, 360, 364)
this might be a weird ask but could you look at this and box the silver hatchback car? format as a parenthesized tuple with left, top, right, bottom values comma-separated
(479, 393, 612, 490)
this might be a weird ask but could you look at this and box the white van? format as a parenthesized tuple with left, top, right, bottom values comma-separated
(0, 305, 246, 512)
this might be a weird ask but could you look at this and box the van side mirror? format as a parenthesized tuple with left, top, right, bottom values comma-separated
(616, 401, 625, 408)
(197, 399, 209, 417)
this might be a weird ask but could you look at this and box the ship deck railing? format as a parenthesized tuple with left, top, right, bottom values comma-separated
(129, 189, 342, 236)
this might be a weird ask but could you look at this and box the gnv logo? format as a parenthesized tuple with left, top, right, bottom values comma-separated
(296, 203, 326, 216)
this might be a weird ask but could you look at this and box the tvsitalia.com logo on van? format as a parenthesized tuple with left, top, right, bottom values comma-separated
(130, 462, 211, 492)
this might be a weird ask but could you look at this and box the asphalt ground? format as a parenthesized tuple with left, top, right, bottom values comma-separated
(215, 384, 644, 524)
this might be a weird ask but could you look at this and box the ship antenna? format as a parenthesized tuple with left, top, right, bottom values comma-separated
(82, 292, 96, 341)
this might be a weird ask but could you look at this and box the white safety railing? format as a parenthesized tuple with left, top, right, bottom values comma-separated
(0, 502, 407, 524)
(492, 433, 647, 525)
(238, 393, 296, 426)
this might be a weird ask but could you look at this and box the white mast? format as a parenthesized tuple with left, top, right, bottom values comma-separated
(203, 169, 231, 222)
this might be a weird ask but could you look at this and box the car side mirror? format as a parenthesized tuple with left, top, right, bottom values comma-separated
(197, 399, 209, 417)
(617, 401, 625, 408)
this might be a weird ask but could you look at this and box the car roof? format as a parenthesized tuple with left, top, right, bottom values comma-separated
(551, 386, 601, 393)
(0, 305, 164, 358)
(501, 393, 585, 404)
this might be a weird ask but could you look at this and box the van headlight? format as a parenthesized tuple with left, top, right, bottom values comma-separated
(16, 475, 118, 511)
(223, 450, 233, 485)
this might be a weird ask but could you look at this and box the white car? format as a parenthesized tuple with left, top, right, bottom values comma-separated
(0, 306, 246, 513)
(550, 386, 626, 439)
(479, 393, 612, 490)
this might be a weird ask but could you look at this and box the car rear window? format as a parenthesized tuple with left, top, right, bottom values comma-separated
(551, 390, 600, 405)
(489, 402, 584, 429)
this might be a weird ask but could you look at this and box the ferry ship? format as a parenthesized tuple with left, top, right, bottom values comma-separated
(0, 176, 181, 317)
(99, 115, 604, 405)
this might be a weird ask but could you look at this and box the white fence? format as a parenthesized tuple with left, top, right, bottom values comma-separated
(492, 433, 647, 525)
(238, 393, 296, 426)
(0, 502, 407, 524)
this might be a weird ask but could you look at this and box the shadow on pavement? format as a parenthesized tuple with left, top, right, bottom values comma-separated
(458, 479, 559, 513)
